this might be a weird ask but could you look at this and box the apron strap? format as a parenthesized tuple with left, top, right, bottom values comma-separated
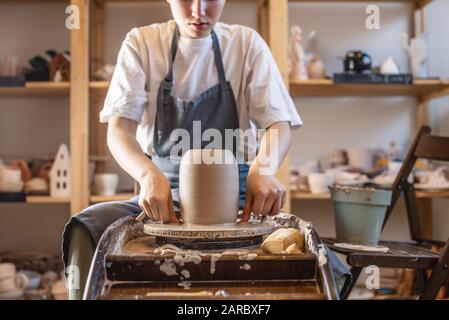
(211, 30, 227, 84)
(165, 25, 227, 85)
(165, 24, 181, 83)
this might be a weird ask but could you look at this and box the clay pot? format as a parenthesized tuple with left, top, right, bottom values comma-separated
(179, 149, 239, 225)
(307, 56, 326, 79)
(11, 160, 32, 182)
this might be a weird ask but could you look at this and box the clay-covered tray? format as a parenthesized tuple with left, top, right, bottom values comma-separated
(105, 235, 317, 283)
(85, 214, 339, 300)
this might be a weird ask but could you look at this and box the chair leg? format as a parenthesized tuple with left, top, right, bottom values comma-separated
(416, 269, 428, 293)
(420, 240, 449, 300)
(341, 267, 363, 300)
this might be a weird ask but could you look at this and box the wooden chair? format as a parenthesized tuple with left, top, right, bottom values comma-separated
(325, 126, 449, 300)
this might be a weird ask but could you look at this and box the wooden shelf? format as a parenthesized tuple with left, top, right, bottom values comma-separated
(288, 0, 433, 9)
(0, 82, 70, 97)
(291, 190, 449, 200)
(89, 81, 109, 90)
(415, 190, 449, 199)
(92, 80, 449, 99)
(26, 195, 70, 204)
(90, 193, 134, 203)
(22, 193, 135, 204)
(290, 79, 449, 98)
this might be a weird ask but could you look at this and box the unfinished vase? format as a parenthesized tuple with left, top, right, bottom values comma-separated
(179, 149, 239, 225)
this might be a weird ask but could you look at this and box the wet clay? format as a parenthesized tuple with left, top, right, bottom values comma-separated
(179, 149, 239, 225)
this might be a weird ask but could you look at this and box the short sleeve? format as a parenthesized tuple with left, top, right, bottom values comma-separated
(99, 28, 148, 124)
(245, 33, 302, 130)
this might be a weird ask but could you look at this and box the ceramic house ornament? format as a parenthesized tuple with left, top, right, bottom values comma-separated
(401, 33, 427, 78)
(49, 144, 71, 197)
(289, 25, 308, 81)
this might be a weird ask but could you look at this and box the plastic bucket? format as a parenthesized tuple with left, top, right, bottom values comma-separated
(331, 186, 392, 245)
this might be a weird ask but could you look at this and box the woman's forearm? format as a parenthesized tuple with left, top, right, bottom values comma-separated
(106, 116, 159, 184)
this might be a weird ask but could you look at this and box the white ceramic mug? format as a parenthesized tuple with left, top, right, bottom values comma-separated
(388, 160, 403, 173)
(0, 263, 28, 293)
(94, 173, 119, 196)
(308, 173, 334, 194)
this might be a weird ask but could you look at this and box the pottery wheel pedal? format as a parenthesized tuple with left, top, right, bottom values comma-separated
(144, 221, 275, 250)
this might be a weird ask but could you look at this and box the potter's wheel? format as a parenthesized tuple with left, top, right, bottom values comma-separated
(143, 221, 275, 250)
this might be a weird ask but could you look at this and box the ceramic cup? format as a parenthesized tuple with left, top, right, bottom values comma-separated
(0, 263, 28, 293)
(0, 165, 23, 192)
(388, 160, 403, 173)
(179, 149, 239, 225)
(94, 173, 119, 196)
(308, 173, 334, 194)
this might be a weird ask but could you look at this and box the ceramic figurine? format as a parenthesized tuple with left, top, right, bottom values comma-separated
(329, 149, 348, 168)
(49, 52, 70, 82)
(388, 140, 400, 161)
(49, 144, 71, 197)
(289, 25, 308, 81)
(401, 33, 427, 78)
(380, 56, 400, 75)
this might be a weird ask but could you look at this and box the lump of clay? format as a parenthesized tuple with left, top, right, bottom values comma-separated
(261, 228, 304, 254)
(285, 243, 303, 254)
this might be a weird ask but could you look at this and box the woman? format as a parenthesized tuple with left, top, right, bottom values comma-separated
(62, 0, 302, 299)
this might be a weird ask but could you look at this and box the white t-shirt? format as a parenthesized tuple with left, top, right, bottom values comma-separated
(100, 20, 302, 163)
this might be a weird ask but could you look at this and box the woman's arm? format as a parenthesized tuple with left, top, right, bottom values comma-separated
(107, 116, 177, 223)
(241, 121, 291, 222)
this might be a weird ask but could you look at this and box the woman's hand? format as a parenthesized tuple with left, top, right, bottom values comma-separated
(241, 165, 286, 222)
(137, 169, 178, 223)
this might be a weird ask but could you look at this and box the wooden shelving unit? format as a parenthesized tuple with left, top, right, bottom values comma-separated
(2, 0, 447, 219)
(25, 193, 134, 204)
(290, 79, 449, 98)
(90, 193, 134, 203)
(0, 82, 70, 97)
(26, 195, 70, 204)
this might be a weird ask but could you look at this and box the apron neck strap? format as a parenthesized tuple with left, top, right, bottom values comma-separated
(166, 24, 227, 84)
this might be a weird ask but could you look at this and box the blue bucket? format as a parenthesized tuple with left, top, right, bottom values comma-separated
(331, 186, 392, 245)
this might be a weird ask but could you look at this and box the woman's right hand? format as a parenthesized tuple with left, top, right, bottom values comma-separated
(137, 169, 178, 223)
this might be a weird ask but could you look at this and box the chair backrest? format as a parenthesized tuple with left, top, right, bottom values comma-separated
(382, 126, 449, 242)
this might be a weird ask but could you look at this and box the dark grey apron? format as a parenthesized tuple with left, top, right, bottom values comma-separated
(152, 25, 248, 211)
(62, 25, 249, 268)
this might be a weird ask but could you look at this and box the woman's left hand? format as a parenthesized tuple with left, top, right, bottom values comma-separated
(241, 166, 286, 222)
